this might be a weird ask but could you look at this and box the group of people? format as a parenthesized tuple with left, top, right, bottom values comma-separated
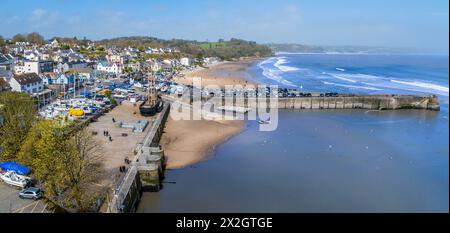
(119, 166, 127, 173)
(103, 130, 112, 141)
(124, 158, 131, 164)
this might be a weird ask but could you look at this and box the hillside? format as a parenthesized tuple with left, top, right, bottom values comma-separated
(97, 37, 273, 60)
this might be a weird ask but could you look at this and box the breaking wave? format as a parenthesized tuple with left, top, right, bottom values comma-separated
(258, 58, 297, 87)
(322, 81, 383, 91)
(274, 57, 300, 72)
(390, 79, 449, 94)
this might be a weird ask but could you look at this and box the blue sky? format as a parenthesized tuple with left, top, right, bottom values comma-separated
(1, 0, 448, 51)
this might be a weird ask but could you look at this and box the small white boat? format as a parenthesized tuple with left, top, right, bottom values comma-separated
(258, 117, 271, 124)
(0, 171, 31, 188)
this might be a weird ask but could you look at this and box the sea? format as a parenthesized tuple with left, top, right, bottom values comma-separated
(138, 53, 449, 213)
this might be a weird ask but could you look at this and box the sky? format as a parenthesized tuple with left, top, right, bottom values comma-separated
(1, 0, 448, 51)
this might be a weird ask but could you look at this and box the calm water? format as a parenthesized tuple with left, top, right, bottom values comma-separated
(138, 54, 449, 213)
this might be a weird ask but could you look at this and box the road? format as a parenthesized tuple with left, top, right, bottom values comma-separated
(0, 183, 50, 213)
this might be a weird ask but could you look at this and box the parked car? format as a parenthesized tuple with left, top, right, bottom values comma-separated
(19, 187, 44, 200)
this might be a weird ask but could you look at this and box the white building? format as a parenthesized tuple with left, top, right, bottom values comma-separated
(204, 57, 220, 64)
(50, 39, 60, 49)
(15, 60, 54, 75)
(23, 50, 40, 61)
(180, 57, 192, 66)
(9, 73, 44, 94)
(96, 61, 122, 75)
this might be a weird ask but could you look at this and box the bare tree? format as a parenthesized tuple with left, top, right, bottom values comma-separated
(62, 128, 105, 211)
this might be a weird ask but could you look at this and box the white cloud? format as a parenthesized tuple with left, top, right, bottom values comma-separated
(31, 8, 46, 19)
(28, 8, 60, 30)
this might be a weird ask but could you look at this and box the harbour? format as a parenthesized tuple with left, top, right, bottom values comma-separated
(107, 92, 441, 213)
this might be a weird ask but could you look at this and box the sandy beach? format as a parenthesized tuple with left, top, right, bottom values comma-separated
(162, 58, 260, 169)
(173, 58, 260, 88)
(161, 114, 244, 169)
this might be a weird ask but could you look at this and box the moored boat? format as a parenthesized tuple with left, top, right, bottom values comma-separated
(0, 171, 31, 188)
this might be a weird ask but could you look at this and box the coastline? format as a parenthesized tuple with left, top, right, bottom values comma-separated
(162, 57, 262, 169)
(173, 57, 263, 88)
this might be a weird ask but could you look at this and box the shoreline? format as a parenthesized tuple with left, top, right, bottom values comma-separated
(173, 57, 263, 88)
(162, 58, 262, 169)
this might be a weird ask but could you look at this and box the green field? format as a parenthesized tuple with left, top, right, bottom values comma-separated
(199, 42, 227, 49)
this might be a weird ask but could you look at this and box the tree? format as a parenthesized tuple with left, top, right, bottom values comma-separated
(19, 120, 68, 206)
(63, 129, 104, 211)
(26, 32, 46, 45)
(0, 92, 37, 161)
(11, 33, 26, 43)
(0, 36, 5, 47)
(18, 121, 105, 212)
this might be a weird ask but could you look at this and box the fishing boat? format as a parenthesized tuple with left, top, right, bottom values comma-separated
(0, 171, 31, 188)
(140, 71, 163, 116)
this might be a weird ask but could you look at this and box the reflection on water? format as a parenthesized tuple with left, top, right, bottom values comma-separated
(138, 110, 449, 213)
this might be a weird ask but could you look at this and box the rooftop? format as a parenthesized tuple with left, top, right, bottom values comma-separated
(13, 73, 42, 85)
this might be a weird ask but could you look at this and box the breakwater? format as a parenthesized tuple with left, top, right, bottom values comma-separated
(202, 94, 440, 111)
(106, 102, 170, 213)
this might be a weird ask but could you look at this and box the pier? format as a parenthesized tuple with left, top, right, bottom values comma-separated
(106, 102, 170, 213)
(203, 94, 440, 111)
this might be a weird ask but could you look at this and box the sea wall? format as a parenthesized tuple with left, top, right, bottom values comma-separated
(106, 102, 170, 213)
(203, 94, 440, 111)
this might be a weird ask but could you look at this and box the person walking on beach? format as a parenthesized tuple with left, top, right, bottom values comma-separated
(112, 117, 116, 123)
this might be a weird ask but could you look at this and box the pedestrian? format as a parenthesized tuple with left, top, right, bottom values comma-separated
(109, 136, 112, 142)
(112, 117, 116, 123)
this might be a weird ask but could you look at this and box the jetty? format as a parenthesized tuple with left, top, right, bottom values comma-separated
(202, 94, 440, 111)
(106, 102, 170, 213)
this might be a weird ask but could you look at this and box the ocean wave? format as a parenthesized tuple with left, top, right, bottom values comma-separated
(358, 78, 449, 96)
(390, 79, 449, 94)
(322, 81, 383, 91)
(274, 57, 300, 72)
(261, 68, 297, 87)
(335, 68, 346, 72)
(257, 58, 297, 87)
(325, 72, 449, 96)
(327, 73, 357, 83)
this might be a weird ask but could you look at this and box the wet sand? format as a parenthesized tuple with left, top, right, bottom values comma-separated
(162, 59, 259, 169)
(161, 114, 244, 169)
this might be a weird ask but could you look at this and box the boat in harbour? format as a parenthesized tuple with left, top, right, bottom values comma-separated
(258, 117, 271, 124)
